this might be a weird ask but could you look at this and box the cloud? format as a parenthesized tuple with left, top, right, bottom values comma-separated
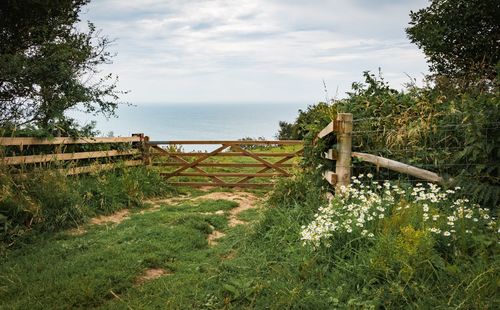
(79, 0, 430, 104)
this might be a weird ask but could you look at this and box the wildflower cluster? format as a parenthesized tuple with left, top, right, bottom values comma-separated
(300, 175, 498, 249)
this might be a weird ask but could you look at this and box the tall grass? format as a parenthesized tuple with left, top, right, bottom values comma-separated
(0, 165, 172, 252)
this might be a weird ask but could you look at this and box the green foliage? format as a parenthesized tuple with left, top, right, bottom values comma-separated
(0, 119, 101, 140)
(297, 176, 499, 308)
(0, 166, 172, 251)
(0, 198, 229, 308)
(406, 0, 500, 86)
(0, 0, 125, 130)
(233, 136, 267, 150)
(283, 71, 499, 208)
(268, 170, 326, 208)
(26, 171, 89, 232)
(336, 71, 500, 208)
(276, 102, 336, 140)
(275, 121, 294, 140)
(0, 178, 497, 308)
(275, 101, 338, 191)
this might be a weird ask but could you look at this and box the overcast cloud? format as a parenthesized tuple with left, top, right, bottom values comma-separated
(80, 0, 430, 104)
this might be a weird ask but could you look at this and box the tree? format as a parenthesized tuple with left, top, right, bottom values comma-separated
(0, 0, 125, 133)
(406, 0, 500, 85)
(276, 121, 294, 140)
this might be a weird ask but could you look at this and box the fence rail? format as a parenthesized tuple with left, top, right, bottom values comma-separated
(148, 140, 302, 145)
(1, 149, 140, 165)
(0, 136, 140, 146)
(0, 134, 144, 175)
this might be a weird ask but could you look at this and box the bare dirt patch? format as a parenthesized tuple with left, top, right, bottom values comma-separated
(143, 191, 261, 228)
(89, 209, 130, 225)
(135, 268, 173, 285)
(198, 186, 215, 192)
(141, 195, 192, 214)
(221, 250, 237, 260)
(200, 210, 225, 216)
(197, 191, 262, 247)
(66, 191, 260, 236)
(207, 230, 226, 246)
(67, 226, 87, 236)
(193, 192, 261, 227)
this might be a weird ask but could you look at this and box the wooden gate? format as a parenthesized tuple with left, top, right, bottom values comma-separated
(146, 140, 303, 188)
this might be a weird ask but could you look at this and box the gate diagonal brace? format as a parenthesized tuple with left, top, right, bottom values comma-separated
(151, 145, 225, 184)
(229, 146, 302, 184)
(166, 144, 230, 177)
(170, 155, 225, 184)
(232, 145, 289, 175)
(236, 148, 302, 184)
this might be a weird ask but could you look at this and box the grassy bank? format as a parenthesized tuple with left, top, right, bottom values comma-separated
(0, 166, 173, 252)
(1, 171, 496, 309)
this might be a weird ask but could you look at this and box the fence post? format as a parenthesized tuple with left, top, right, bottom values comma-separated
(335, 113, 353, 194)
(143, 135, 151, 165)
(132, 133, 150, 166)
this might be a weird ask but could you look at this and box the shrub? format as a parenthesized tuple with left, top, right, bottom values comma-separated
(336, 72, 500, 208)
(279, 71, 500, 208)
(268, 169, 331, 211)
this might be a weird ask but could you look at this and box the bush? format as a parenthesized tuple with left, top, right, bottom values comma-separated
(268, 171, 325, 209)
(279, 71, 500, 208)
(336, 72, 500, 208)
(26, 171, 88, 232)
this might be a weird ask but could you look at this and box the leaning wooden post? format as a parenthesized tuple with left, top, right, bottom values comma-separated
(335, 113, 353, 194)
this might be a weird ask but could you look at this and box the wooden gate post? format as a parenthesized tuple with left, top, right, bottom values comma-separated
(132, 133, 151, 166)
(335, 113, 353, 193)
(143, 135, 151, 165)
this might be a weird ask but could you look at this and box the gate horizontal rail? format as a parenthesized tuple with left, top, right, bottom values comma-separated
(153, 152, 300, 157)
(147, 140, 302, 145)
(160, 162, 294, 167)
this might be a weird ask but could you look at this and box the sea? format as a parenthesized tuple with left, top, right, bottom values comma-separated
(71, 102, 309, 150)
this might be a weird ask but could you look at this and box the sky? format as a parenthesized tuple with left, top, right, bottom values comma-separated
(79, 0, 430, 105)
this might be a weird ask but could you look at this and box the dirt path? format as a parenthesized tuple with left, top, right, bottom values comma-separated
(69, 191, 262, 245)
(147, 191, 262, 246)
(197, 191, 261, 245)
(191, 191, 261, 227)
(66, 190, 263, 285)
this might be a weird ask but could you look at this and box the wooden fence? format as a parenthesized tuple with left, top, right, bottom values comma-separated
(1, 112, 445, 189)
(317, 113, 444, 193)
(0, 136, 303, 187)
(147, 140, 303, 188)
(0, 135, 144, 175)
